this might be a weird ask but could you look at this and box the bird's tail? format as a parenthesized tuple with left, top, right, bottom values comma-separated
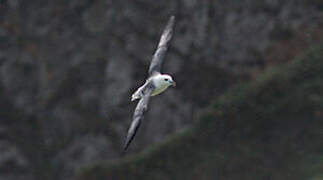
(131, 93, 140, 101)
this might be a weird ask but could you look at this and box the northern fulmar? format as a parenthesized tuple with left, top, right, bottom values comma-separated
(124, 16, 176, 150)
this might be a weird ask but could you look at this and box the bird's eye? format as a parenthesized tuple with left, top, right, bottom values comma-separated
(164, 78, 168, 81)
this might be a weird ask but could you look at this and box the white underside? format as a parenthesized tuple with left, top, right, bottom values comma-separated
(131, 74, 172, 101)
(151, 85, 168, 96)
(131, 83, 168, 101)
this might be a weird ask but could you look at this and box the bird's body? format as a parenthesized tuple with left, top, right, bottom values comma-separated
(124, 16, 176, 151)
(131, 74, 175, 101)
(151, 79, 170, 96)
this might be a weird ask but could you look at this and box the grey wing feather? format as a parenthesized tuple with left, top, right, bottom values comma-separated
(123, 86, 154, 151)
(148, 16, 175, 76)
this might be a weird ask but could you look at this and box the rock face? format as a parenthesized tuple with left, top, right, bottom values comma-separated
(74, 44, 323, 180)
(0, 0, 322, 179)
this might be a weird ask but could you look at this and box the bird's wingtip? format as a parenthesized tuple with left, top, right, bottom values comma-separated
(123, 140, 131, 151)
(169, 16, 175, 24)
(123, 145, 128, 152)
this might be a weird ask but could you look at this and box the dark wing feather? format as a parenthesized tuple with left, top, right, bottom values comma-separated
(123, 86, 154, 151)
(148, 16, 175, 76)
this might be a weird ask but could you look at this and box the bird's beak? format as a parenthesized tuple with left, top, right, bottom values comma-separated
(172, 81, 176, 87)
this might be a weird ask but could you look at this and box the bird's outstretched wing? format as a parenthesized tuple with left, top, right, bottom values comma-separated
(148, 16, 175, 76)
(124, 85, 155, 151)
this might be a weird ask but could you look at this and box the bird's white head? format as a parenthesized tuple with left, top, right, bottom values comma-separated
(153, 74, 176, 88)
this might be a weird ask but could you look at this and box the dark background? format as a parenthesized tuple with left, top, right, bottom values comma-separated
(0, 0, 322, 180)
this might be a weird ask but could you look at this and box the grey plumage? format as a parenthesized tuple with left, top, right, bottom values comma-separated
(124, 16, 175, 151)
(124, 84, 155, 150)
(148, 16, 175, 76)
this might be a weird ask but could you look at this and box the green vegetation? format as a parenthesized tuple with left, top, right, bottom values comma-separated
(74, 44, 323, 180)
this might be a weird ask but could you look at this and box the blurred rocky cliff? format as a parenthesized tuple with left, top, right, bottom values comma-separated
(75, 43, 323, 180)
(0, 0, 322, 179)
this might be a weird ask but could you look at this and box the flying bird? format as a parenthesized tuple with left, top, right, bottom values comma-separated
(124, 16, 176, 151)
